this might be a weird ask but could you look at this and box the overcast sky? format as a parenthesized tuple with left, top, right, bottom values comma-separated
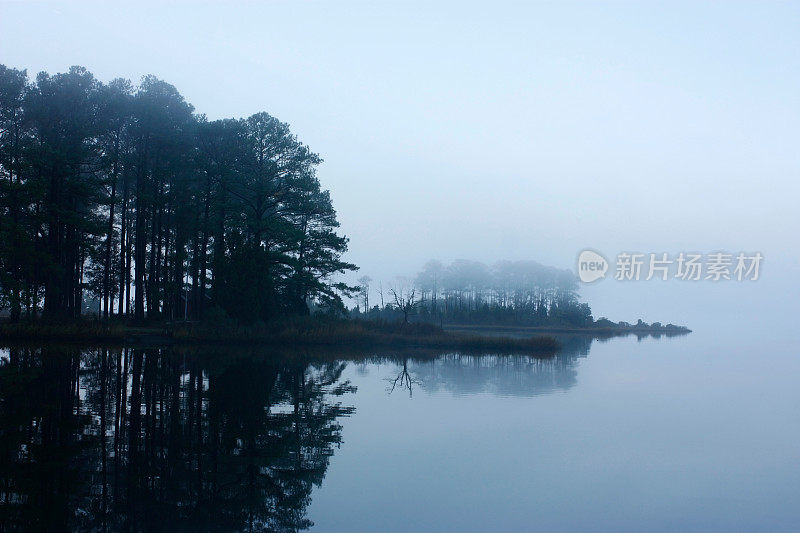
(2, 1, 798, 329)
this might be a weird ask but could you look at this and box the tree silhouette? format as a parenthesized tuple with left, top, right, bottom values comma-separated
(0, 64, 356, 322)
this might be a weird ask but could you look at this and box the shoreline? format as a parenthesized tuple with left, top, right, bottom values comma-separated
(444, 323, 692, 335)
(0, 320, 561, 355)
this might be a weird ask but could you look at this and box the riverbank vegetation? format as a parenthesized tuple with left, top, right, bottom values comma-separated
(0, 318, 558, 353)
(351, 259, 690, 332)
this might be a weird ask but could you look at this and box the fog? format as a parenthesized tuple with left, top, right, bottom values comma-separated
(2, 1, 798, 332)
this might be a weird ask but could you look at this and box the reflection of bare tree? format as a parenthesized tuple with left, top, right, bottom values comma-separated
(385, 358, 422, 397)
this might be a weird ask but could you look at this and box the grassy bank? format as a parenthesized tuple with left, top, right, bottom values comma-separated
(0, 319, 559, 355)
(172, 319, 558, 353)
(0, 321, 133, 342)
(445, 323, 692, 336)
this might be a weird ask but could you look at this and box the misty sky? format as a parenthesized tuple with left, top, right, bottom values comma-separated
(2, 1, 798, 330)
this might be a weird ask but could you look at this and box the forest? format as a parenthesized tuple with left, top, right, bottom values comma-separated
(0, 64, 355, 324)
(352, 259, 690, 332)
(353, 259, 595, 327)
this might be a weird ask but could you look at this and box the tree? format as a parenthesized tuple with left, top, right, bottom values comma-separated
(388, 283, 421, 324)
(357, 275, 371, 312)
(0, 65, 31, 320)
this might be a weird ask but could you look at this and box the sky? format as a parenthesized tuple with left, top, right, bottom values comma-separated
(1, 1, 798, 330)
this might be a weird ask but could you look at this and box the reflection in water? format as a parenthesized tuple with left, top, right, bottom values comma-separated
(0, 347, 355, 531)
(411, 353, 579, 397)
(380, 332, 684, 398)
(0, 333, 682, 530)
(383, 336, 592, 398)
(380, 352, 581, 398)
(385, 359, 422, 397)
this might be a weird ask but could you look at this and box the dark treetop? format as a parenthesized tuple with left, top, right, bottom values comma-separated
(0, 65, 356, 324)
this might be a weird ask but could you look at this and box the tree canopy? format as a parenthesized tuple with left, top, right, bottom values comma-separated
(0, 64, 356, 322)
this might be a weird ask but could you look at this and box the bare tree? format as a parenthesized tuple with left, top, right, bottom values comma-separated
(357, 275, 371, 313)
(388, 285, 421, 324)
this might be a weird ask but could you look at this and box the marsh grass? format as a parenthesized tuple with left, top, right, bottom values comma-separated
(0, 321, 131, 342)
(172, 318, 559, 354)
(0, 318, 558, 355)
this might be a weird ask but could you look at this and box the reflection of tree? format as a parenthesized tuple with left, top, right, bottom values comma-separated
(377, 332, 688, 399)
(0, 346, 355, 531)
(405, 353, 579, 397)
(379, 339, 593, 399)
(0, 346, 91, 530)
(385, 358, 421, 397)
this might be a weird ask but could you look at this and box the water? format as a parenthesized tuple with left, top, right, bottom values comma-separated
(0, 328, 798, 531)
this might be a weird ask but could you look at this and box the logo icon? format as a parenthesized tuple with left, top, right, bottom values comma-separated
(577, 250, 608, 283)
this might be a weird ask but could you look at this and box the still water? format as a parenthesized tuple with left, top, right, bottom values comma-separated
(0, 328, 798, 532)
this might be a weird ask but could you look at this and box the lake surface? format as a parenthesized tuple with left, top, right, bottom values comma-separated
(0, 327, 798, 531)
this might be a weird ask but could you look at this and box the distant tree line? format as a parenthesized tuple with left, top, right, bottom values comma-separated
(353, 259, 594, 327)
(0, 65, 355, 323)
